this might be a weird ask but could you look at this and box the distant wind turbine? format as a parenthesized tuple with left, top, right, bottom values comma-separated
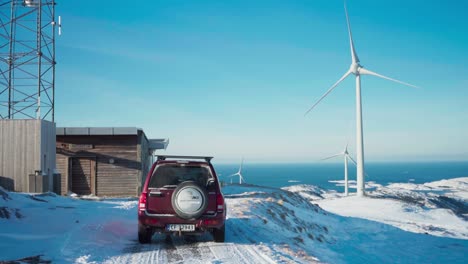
(321, 144, 357, 196)
(229, 158, 245, 184)
(305, 2, 418, 196)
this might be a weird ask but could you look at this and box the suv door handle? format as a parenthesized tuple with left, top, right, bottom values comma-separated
(149, 191, 163, 197)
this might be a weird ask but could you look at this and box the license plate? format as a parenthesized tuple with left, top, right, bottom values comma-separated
(166, 224, 195, 232)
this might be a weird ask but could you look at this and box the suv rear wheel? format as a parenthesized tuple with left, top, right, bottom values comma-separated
(138, 224, 153, 244)
(213, 224, 225, 243)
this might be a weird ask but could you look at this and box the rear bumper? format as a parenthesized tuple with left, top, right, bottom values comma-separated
(138, 210, 226, 231)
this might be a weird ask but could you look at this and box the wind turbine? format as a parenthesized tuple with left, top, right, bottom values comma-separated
(305, 3, 418, 197)
(229, 158, 245, 184)
(321, 144, 357, 196)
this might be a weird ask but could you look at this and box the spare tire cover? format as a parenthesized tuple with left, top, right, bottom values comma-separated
(171, 181, 208, 220)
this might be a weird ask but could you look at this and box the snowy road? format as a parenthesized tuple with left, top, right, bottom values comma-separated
(101, 186, 320, 263)
(107, 236, 278, 264)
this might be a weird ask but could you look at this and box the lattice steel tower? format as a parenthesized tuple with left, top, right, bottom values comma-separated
(0, 0, 58, 121)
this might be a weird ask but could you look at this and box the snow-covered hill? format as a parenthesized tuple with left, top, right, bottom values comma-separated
(310, 177, 468, 240)
(0, 178, 467, 263)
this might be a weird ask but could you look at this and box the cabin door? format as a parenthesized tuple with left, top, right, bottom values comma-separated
(70, 157, 96, 195)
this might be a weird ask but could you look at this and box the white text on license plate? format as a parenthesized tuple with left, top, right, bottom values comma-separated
(167, 224, 195, 232)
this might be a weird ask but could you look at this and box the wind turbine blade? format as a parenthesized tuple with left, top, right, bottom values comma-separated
(321, 153, 343, 161)
(347, 154, 370, 177)
(359, 68, 418, 88)
(344, 2, 359, 63)
(228, 173, 238, 178)
(305, 70, 351, 116)
(240, 174, 245, 183)
(239, 157, 244, 173)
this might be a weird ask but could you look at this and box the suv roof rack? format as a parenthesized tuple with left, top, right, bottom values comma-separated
(157, 155, 213, 163)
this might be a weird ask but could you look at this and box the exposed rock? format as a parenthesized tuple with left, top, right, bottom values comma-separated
(0, 207, 23, 219)
(0, 187, 10, 201)
(0, 254, 51, 264)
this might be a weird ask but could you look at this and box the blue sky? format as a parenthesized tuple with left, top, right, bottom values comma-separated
(56, 0, 468, 163)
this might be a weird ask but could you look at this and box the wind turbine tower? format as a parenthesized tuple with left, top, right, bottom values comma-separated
(229, 158, 245, 184)
(306, 3, 418, 196)
(321, 144, 357, 196)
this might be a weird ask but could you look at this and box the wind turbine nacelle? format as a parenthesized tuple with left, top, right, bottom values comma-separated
(350, 63, 361, 75)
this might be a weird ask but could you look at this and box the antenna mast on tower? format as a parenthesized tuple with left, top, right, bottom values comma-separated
(0, 0, 59, 121)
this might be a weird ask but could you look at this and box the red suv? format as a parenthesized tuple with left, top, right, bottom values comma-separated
(138, 155, 226, 244)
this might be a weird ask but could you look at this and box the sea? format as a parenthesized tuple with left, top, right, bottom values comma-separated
(213, 161, 468, 192)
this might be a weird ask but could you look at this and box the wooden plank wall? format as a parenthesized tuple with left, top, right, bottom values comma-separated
(0, 120, 44, 192)
(56, 152, 68, 195)
(56, 135, 140, 196)
(137, 131, 150, 195)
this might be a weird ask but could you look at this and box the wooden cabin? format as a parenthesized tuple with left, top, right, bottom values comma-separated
(55, 127, 168, 197)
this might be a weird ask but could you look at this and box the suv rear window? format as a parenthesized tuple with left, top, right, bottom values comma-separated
(149, 164, 213, 188)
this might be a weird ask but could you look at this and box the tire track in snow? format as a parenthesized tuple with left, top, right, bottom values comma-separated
(196, 241, 216, 261)
(166, 235, 205, 263)
(107, 242, 161, 264)
(134, 244, 158, 264)
(107, 236, 183, 264)
(161, 236, 184, 263)
(227, 224, 279, 264)
(110, 236, 276, 263)
(209, 243, 249, 263)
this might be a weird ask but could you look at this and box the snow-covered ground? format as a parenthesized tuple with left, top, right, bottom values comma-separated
(1, 178, 467, 263)
(312, 177, 468, 239)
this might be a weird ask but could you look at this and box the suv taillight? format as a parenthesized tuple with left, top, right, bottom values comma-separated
(216, 193, 224, 213)
(139, 192, 147, 211)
